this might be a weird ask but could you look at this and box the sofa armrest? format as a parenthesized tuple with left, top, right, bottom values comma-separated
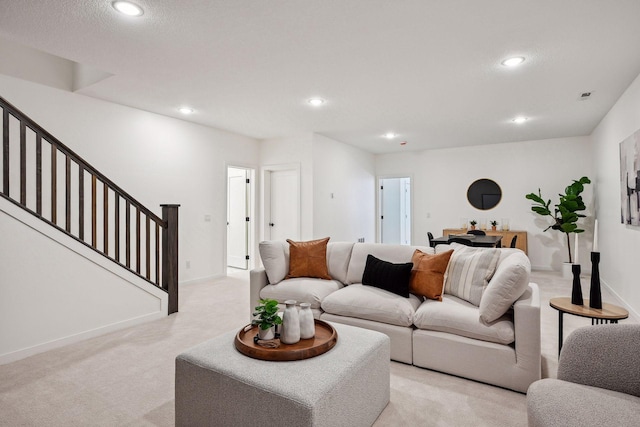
(558, 324, 640, 397)
(513, 283, 541, 378)
(249, 268, 270, 322)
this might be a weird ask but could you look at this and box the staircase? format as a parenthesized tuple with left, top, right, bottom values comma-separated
(0, 95, 178, 314)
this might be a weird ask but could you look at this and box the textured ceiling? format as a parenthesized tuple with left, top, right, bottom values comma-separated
(1, 0, 640, 153)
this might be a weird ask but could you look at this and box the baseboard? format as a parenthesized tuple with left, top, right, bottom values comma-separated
(0, 311, 165, 366)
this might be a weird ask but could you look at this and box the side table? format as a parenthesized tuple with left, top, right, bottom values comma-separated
(549, 297, 629, 356)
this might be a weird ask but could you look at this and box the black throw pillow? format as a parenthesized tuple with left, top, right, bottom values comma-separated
(362, 254, 413, 298)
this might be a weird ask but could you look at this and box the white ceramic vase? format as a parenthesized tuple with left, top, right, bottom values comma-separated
(257, 326, 275, 340)
(281, 300, 300, 344)
(299, 302, 315, 339)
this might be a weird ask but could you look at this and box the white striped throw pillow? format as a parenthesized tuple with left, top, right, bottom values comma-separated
(444, 245, 500, 306)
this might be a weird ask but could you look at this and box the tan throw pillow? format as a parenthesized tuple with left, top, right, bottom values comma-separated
(286, 237, 332, 280)
(409, 249, 454, 301)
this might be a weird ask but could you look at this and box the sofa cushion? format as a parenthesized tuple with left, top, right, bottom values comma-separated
(260, 277, 343, 309)
(326, 242, 355, 284)
(410, 249, 454, 301)
(444, 244, 500, 306)
(362, 254, 413, 297)
(259, 241, 289, 284)
(286, 237, 332, 280)
(413, 295, 515, 345)
(321, 284, 423, 327)
(259, 241, 355, 285)
(347, 243, 433, 284)
(479, 251, 531, 323)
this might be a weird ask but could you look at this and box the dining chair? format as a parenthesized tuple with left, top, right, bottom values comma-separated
(427, 232, 435, 247)
(509, 235, 517, 248)
(448, 237, 473, 246)
(467, 230, 486, 236)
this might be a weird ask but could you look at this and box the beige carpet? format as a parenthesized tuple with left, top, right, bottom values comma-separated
(0, 269, 635, 426)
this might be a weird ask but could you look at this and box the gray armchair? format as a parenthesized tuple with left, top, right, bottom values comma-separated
(527, 324, 640, 426)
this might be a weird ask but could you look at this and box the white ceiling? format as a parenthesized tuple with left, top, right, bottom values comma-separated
(1, 0, 640, 154)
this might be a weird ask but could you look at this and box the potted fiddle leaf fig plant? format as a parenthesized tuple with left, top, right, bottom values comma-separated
(525, 176, 591, 264)
(252, 298, 282, 340)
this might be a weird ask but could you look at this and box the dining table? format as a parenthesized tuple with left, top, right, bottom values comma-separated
(430, 234, 503, 248)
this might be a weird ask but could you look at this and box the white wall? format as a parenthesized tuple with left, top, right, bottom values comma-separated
(0, 74, 260, 284)
(375, 136, 594, 271)
(0, 198, 167, 364)
(312, 134, 376, 242)
(591, 71, 640, 318)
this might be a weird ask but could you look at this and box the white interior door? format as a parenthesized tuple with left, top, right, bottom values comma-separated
(267, 169, 299, 241)
(380, 177, 411, 245)
(227, 168, 248, 269)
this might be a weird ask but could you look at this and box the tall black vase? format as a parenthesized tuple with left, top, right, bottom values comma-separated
(571, 264, 583, 305)
(590, 252, 602, 309)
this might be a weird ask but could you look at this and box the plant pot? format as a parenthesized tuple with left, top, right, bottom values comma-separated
(491, 226, 497, 231)
(562, 262, 573, 279)
(258, 326, 275, 340)
(470, 225, 476, 230)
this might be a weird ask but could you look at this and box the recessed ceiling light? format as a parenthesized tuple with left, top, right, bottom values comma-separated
(384, 132, 397, 139)
(512, 116, 528, 124)
(501, 56, 525, 67)
(179, 107, 194, 114)
(307, 98, 325, 106)
(112, 1, 144, 17)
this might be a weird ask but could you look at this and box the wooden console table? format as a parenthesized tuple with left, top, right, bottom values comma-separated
(443, 228, 528, 254)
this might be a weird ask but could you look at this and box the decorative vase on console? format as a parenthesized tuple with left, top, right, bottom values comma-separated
(281, 300, 301, 344)
(299, 302, 315, 339)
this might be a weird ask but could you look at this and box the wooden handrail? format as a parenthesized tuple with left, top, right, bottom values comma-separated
(0, 95, 179, 314)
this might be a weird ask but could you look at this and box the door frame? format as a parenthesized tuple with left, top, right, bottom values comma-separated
(261, 163, 301, 242)
(376, 174, 414, 244)
(225, 163, 256, 272)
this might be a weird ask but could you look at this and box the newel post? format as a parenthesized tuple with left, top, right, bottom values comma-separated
(162, 204, 180, 314)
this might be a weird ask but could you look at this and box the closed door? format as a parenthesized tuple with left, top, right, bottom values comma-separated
(267, 169, 299, 241)
(227, 168, 248, 269)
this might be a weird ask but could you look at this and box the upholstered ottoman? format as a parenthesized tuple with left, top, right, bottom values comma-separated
(175, 322, 390, 427)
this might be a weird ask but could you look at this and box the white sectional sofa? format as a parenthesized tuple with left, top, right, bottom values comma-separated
(250, 241, 541, 393)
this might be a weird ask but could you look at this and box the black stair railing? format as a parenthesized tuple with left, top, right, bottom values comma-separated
(1, 96, 179, 314)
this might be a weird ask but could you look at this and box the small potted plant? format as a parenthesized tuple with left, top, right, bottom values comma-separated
(490, 220, 498, 231)
(252, 298, 282, 340)
(469, 219, 477, 230)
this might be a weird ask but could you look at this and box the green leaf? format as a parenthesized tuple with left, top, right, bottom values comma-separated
(532, 206, 551, 215)
(525, 193, 545, 204)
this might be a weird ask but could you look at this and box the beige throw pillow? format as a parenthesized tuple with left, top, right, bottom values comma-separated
(444, 245, 500, 306)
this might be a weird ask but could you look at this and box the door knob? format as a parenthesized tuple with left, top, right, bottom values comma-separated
(269, 222, 274, 227)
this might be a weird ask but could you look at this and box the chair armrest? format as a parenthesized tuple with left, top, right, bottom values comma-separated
(513, 282, 541, 379)
(558, 324, 640, 397)
(249, 268, 270, 322)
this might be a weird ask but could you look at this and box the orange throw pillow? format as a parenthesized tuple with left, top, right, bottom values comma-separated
(409, 249, 454, 301)
(286, 237, 332, 280)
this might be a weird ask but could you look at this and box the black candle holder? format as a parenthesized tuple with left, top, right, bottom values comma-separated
(590, 252, 602, 309)
(571, 264, 583, 305)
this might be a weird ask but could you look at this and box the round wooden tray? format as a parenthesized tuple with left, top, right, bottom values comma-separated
(234, 319, 338, 361)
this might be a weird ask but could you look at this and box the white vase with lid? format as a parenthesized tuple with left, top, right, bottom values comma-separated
(281, 300, 300, 344)
(299, 302, 315, 339)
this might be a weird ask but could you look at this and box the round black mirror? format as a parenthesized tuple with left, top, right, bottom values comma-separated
(467, 179, 502, 210)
